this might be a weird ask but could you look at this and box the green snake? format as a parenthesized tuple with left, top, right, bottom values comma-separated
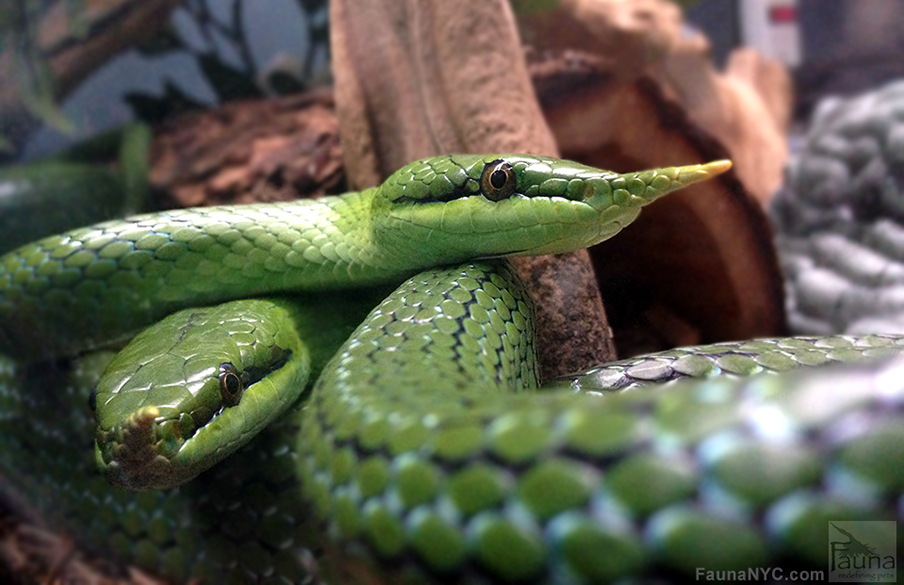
(0, 154, 902, 584)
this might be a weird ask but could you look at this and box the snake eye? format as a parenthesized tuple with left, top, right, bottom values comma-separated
(480, 160, 516, 201)
(218, 363, 245, 407)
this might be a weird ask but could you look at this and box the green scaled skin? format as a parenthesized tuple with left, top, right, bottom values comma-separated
(0, 154, 729, 361)
(549, 336, 904, 392)
(300, 262, 904, 583)
(5, 154, 901, 583)
(0, 290, 380, 583)
(93, 299, 313, 490)
(0, 153, 730, 494)
(1, 264, 902, 583)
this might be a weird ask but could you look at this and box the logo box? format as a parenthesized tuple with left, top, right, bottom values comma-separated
(828, 521, 897, 583)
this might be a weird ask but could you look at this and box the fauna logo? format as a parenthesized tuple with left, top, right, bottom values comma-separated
(828, 521, 897, 583)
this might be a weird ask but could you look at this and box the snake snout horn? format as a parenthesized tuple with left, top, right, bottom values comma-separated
(593, 159, 733, 206)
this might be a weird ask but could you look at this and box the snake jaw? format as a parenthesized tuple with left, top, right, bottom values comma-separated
(97, 404, 196, 490)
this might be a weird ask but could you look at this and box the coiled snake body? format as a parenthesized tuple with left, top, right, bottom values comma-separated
(0, 154, 901, 583)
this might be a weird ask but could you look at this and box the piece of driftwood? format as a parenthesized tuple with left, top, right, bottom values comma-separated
(516, 0, 791, 207)
(330, 0, 616, 379)
(723, 48, 793, 145)
(515, 0, 684, 81)
(658, 33, 791, 206)
(0, 520, 167, 585)
(150, 90, 343, 208)
(331, 0, 559, 185)
(531, 51, 786, 354)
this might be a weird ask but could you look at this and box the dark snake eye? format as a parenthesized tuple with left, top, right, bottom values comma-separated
(218, 363, 245, 407)
(480, 160, 516, 201)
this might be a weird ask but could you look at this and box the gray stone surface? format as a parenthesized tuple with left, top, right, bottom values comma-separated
(771, 81, 904, 334)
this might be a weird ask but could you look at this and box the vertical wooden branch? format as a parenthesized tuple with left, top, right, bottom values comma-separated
(330, 0, 617, 378)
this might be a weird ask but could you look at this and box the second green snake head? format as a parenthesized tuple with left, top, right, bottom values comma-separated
(375, 154, 731, 260)
(94, 299, 311, 489)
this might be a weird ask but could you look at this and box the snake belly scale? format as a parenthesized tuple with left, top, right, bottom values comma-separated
(0, 154, 902, 584)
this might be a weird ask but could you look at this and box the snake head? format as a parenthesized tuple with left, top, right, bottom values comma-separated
(94, 298, 308, 490)
(375, 154, 731, 260)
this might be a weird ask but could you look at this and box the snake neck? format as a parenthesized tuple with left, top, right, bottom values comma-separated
(0, 188, 415, 360)
(267, 187, 416, 284)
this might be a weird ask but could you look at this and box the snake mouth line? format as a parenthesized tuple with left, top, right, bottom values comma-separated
(98, 349, 293, 489)
(390, 186, 474, 205)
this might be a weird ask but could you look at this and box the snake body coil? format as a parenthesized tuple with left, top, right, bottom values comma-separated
(0, 154, 901, 583)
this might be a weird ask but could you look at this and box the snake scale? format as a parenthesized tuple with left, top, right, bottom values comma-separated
(0, 154, 902, 584)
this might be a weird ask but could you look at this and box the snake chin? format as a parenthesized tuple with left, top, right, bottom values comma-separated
(96, 404, 190, 490)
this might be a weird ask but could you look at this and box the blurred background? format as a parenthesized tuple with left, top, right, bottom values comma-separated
(690, 0, 904, 120)
(4, 0, 903, 160)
